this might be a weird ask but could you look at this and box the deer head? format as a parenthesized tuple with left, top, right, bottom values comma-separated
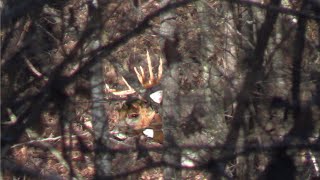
(106, 51, 164, 143)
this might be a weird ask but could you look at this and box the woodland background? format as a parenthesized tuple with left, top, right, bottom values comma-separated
(1, 0, 320, 179)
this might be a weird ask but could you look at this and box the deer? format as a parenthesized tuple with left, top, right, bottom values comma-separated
(105, 51, 164, 143)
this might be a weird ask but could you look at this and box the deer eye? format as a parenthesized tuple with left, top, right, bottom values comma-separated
(128, 113, 139, 118)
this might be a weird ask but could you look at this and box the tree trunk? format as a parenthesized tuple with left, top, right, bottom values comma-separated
(88, 2, 112, 179)
(195, 1, 229, 178)
(220, 0, 281, 178)
(160, 0, 181, 179)
(228, 3, 257, 179)
(91, 56, 112, 179)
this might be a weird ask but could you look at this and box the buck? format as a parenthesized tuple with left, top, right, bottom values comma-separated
(106, 51, 164, 143)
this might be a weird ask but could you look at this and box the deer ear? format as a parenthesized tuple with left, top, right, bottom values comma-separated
(150, 90, 163, 104)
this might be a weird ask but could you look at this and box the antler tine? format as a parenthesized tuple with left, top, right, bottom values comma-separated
(139, 66, 145, 83)
(121, 77, 134, 91)
(108, 77, 136, 96)
(146, 50, 154, 84)
(134, 66, 144, 85)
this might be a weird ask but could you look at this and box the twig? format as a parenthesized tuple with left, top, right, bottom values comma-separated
(24, 57, 46, 79)
(10, 132, 90, 149)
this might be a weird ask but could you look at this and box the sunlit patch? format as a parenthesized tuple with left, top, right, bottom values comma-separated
(181, 156, 195, 168)
(150, 90, 163, 104)
(111, 129, 128, 140)
(143, 128, 154, 138)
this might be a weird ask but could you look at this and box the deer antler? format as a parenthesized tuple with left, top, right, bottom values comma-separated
(134, 50, 163, 89)
(105, 50, 163, 96)
(105, 77, 136, 96)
